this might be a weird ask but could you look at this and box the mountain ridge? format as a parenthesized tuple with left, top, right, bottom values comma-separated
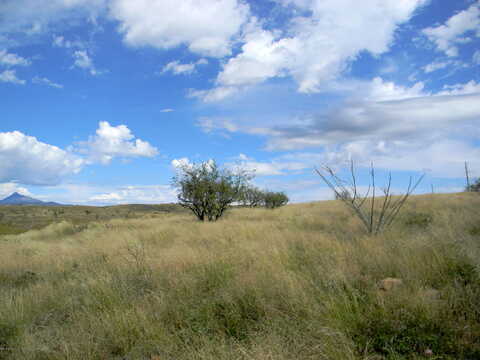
(0, 192, 61, 206)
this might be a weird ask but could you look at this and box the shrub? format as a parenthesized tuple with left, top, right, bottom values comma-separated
(264, 191, 289, 209)
(316, 161, 424, 235)
(172, 160, 251, 221)
(403, 212, 433, 228)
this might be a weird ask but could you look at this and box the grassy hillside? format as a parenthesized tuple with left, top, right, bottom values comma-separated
(0, 203, 185, 235)
(0, 193, 479, 359)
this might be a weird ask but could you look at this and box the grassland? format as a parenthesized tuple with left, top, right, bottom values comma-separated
(0, 203, 184, 235)
(0, 193, 479, 359)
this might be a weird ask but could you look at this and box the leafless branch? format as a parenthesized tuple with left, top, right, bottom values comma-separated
(316, 160, 424, 235)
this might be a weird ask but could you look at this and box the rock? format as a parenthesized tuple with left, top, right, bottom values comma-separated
(424, 348, 433, 357)
(378, 277, 403, 291)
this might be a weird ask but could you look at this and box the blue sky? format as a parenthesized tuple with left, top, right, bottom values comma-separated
(0, 0, 479, 205)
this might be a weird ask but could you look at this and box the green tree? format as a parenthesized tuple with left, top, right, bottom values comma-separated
(263, 191, 289, 209)
(240, 185, 265, 207)
(172, 160, 251, 221)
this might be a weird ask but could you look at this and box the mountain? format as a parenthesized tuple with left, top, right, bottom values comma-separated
(0, 192, 61, 206)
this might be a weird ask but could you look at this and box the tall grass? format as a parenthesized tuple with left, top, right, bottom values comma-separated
(0, 193, 479, 359)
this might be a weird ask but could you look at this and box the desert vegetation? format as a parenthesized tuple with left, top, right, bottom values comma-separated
(0, 191, 479, 359)
(316, 162, 424, 234)
(172, 161, 289, 221)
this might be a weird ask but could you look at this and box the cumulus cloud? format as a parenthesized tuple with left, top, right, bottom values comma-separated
(0, 183, 32, 198)
(0, 70, 26, 84)
(0, 131, 84, 185)
(32, 76, 64, 88)
(109, 0, 250, 57)
(160, 58, 208, 76)
(79, 121, 158, 164)
(422, 1, 480, 57)
(0, 49, 30, 67)
(194, 0, 427, 101)
(363, 77, 426, 102)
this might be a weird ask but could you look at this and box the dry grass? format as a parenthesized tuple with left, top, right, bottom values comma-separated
(0, 193, 479, 359)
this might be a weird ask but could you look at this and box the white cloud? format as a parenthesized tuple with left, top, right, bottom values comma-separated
(160, 58, 208, 76)
(474, 50, 480, 64)
(0, 183, 32, 198)
(318, 139, 480, 179)
(0, 70, 26, 84)
(438, 80, 480, 96)
(29, 183, 176, 205)
(89, 192, 123, 202)
(32, 76, 64, 88)
(0, 49, 30, 67)
(0, 0, 107, 36)
(263, 90, 480, 151)
(160, 108, 174, 113)
(422, 1, 480, 57)
(189, 86, 240, 102)
(52, 35, 86, 49)
(197, 117, 238, 134)
(201, 78, 480, 179)
(79, 121, 158, 164)
(88, 185, 176, 204)
(423, 60, 451, 73)
(364, 77, 426, 102)
(72, 50, 100, 75)
(52, 36, 102, 76)
(162, 61, 195, 75)
(195, 0, 427, 101)
(109, 0, 250, 58)
(0, 131, 84, 185)
(229, 154, 308, 176)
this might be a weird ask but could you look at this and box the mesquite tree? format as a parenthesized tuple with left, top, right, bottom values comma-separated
(173, 160, 251, 221)
(240, 186, 265, 207)
(263, 191, 289, 209)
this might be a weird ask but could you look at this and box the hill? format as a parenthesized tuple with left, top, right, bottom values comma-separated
(0, 192, 61, 206)
(0, 202, 185, 235)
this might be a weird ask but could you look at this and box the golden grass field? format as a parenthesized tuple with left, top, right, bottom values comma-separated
(0, 193, 479, 359)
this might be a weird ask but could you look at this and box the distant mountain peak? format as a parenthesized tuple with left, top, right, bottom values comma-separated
(0, 192, 61, 206)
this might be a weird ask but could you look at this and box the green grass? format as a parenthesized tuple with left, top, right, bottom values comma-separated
(0, 193, 479, 359)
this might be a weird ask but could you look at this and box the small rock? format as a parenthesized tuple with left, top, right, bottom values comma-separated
(378, 277, 403, 291)
(424, 348, 433, 357)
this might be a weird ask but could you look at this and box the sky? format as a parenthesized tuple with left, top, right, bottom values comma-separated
(0, 0, 479, 205)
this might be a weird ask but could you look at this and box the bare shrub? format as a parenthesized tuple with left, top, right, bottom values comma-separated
(316, 161, 424, 235)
